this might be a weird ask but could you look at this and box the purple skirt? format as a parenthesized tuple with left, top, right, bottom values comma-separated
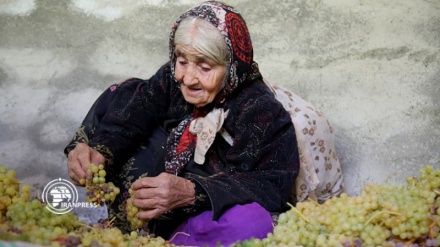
(168, 202, 273, 247)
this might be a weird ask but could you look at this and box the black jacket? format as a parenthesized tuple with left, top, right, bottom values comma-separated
(64, 62, 299, 235)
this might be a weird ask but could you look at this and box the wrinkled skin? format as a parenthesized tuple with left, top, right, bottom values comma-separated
(67, 144, 196, 218)
(131, 172, 196, 219)
(67, 143, 105, 185)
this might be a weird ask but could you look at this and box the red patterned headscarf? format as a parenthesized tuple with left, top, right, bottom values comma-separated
(165, 1, 261, 175)
(169, 0, 261, 104)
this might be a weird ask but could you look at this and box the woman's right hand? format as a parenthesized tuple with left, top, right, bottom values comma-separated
(67, 143, 105, 186)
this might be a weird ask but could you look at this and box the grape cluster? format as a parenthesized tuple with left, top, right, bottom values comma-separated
(0, 166, 31, 217)
(3, 162, 440, 247)
(234, 165, 440, 247)
(0, 165, 172, 247)
(5, 198, 83, 246)
(126, 188, 148, 230)
(83, 163, 120, 206)
(66, 225, 167, 247)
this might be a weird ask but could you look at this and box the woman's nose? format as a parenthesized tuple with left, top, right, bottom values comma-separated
(182, 63, 198, 85)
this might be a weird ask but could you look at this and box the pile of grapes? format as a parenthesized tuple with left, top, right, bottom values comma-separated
(233, 165, 440, 247)
(0, 165, 172, 247)
(2, 163, 440, 247)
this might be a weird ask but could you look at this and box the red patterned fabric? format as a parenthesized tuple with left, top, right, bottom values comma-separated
(175, 124, 196, 156)
(225, 12, 253, 64)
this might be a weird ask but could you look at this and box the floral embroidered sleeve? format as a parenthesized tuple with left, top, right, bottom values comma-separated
(65, 63, 180, 169)
(87, 63, 178, 168)
(180, 179, 212, 215)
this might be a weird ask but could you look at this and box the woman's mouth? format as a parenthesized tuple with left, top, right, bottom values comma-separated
(185, 86, 203, 95)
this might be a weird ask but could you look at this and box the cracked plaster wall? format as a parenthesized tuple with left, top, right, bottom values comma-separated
(0, 0, 439, 200)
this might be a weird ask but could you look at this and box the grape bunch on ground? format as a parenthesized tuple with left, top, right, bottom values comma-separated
(1, 162, 440, 247)
(233, 164, 440, 247)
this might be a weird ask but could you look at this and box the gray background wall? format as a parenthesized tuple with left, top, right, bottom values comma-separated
(0, 0, 439, 199)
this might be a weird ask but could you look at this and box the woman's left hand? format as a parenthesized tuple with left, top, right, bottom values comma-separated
(131, 172, 196, 219)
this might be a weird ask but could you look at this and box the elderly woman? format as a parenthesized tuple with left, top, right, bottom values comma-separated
(65, 1, 299, 246)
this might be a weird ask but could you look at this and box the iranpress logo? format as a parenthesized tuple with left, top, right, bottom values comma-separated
(42, 178, 78, 214)
(42, 178, 97, 214)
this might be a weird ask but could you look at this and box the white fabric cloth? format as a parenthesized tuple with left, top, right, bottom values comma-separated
(189, 108, 229, 165)
(263, 78, 344, 203)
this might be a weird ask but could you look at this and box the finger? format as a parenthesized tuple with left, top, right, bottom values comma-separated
(67, 151, 86, 183)
(72, 160, 87, 180)
(70, 177, 81, 186)
(133, 187, 164, 200)
(68, 165, 85, 185)
(68, 168, 84, 186)
(131, 177, 158, 190)
(76, 150, 92, 173)
(136, 208, 162, 220)
(90, 149, 105, 166)
(132, 197, 161, 209)
(67, 167, 80, 185)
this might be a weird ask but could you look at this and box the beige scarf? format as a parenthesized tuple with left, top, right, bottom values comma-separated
(263, 78, 344, 203)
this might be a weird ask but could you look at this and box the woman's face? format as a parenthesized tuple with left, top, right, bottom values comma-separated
(174, 44, 226, 107)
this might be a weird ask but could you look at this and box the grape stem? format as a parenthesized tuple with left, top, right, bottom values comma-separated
(109, 216, 116, 225)
(429, 218, 439, 239)
(168, 231, 190, 242)
(363, 211, 401, 228)
(405, 237, 417, 245)
(307, 198, 320, 206)
(79, 222, 89, 227)
(287, 203, 310, 223)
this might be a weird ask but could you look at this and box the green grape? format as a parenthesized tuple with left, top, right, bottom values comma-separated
(126, 188, 148, 231)
(99, 169, 106, 178)
(4, 163, 440, 247)
(233, 163, 440, 247)
(84, 163, 120, 206)
(90, 163, 99, 173)
(0, 166, 30, 216)
(0, 166, 172, 247)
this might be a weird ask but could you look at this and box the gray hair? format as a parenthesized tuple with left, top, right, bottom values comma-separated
(174, 16, 230, 68)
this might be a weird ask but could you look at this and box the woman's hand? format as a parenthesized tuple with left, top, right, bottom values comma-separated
(67, 143, 105, 186)
(131, 172, 196, 219)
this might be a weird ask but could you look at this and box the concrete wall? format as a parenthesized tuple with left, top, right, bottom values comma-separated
(0, 0, 439, 196)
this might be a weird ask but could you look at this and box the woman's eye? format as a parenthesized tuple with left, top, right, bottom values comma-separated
(199, 64, 212, 72)
(200, 66, 211, 72)
(177, 57, 187, 65)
